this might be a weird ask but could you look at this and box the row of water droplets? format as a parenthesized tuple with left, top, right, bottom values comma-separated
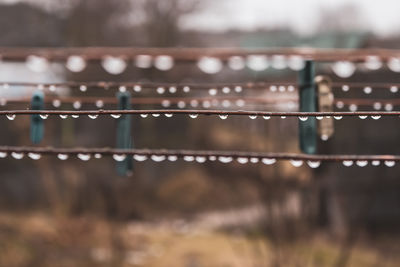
(0, 151, 396, 168)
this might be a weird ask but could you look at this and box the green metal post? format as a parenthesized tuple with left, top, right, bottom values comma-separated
(30, 91, 44, 144)
(116, 92, 133, 176)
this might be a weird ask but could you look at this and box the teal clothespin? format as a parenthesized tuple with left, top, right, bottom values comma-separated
(116, 91, 133, 176)
(30, 91, 44, 144)
(298, 60, 317, 154)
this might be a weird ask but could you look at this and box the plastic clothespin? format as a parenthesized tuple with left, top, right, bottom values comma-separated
(315, 75, 334, 141)
(30, 91, 44, 144)
(298, 60, 317, 154)
(116, 91, 133, 176)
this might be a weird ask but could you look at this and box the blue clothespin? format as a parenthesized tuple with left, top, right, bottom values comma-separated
(116, 91, 133, 176)
(30, 91, 44, 144)
(298, 60, 317, 154)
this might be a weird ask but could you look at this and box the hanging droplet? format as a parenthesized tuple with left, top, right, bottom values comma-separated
(72, 115, 79, 119)
(119, 86, 127, 92)
(57, 153, 69, 160)
(101, 56, 127, 75)
(235, 99, 245, 107)
(222, 87, 231, 94)
(234, 86, 243, 93)
(11, 152, 24, 159)
(88, 114, 98, 119)
(66, 55, 87, 72)
(390, 86, 398, 93)
(371, 115, 381, 120)
(316, 116, 323, 120)
(48, 85, 56, 92)
(77, 153, 91, 161)
(219, 114, 228, 120)
(197, 57, 223, 74)
(151, 155, 166, 162)
(356, 160, 368, 167)
(247, 55, 269, 71)
(152, 113, 160, 117)
(280, 116, 286, 119)
(177, 101, 186, 109)
(287, 85, 296, 92)
(140, 114, 148, 118)
(156, 87, 165, 94)
(336, 101, 345, 109)
(278, 86, 286, 92)
(183, 155, 195, 162)
(218, 156, 233, 163)
(161, 100, 171, 108)
(384, 103, 393, 111)
(0, 98, 7, 106)
(94, 153, 102, 159)
(110, 114, 121, 119)
(6, 114, 16, 120)
(249, 115, 257, 120)
(189, 114, 198, 119)
(0, 152, 7, 158)
(363, 86, 372, 94)
(261, 158, 276, 165)
(307, 160, 321, 168)
(52, 99, 61, 108)
(26, 55, 49, 73)
(133, 154, 148, 161)
(39, 114, 49, 120)
(154, 55, 174, 71)
(288, 55, 305, 71)
(222, 100, 231, 108)
(208, 88, 217, 96)
(133, 85, 142, 92)
(349, 104, 358, 112)
(364, 56, 382, 70)
(384, 160, 396, 167)
(334, 116, 343, 120)
(341, 85, 349, 92)
(263, 115, 271, 120)
(321, 134, 329, 141)
(190, 100, 199, 108)
(372, 160, 380, 166)
(387, 57, 400, 72)
(271, 55, 287, 69)
(228, 56, 245, 70)
(28, 152, 41, 160)
(168, 86, 177, 93)
(299, 116, 308, 121)
(195, 156, 207, 163)
(250, 157, 259, 163)
(59, 114, 68, 119)
(135, 55, 152, 69)
(164, 113, 173, 118)
(332, 61, 355, 78)
(359, 115, 368, 120)
(269, 85, 277, 92)
(73, 101, 81, 109)
(202, 100, 211, 108)
(183, 86, 190, 93)
(95, 100, 104, 108)
(208, 156, 217, 161)
(290, 160, 303, 167)
(373, 102, 382, 110)
(168, 155, 178, 161)
(237, 157, 249, 164)
(342, 160, 354, 167)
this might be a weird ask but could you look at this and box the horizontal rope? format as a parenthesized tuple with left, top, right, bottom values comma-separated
(1, 47, 400, 62)
(0, 109, 398, 116)
(0, 146, 399, 162)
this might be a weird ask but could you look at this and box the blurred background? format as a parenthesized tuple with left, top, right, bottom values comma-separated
(0, 0, 400, 266)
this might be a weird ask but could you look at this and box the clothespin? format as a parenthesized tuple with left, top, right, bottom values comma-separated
(315, 76, 334, 141)
(116, 91, 133, 176)
(30, 91, 44, 144)
(298, 60, 317, 154)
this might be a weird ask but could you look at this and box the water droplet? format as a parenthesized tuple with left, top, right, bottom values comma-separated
(140, 114, 148, 118)
(152, 113, 160, 117)
(195, 156, 206, 163)
(390, 86, 398, 93)
(250, 157, 259, 163)
(234, 86, 243, 93)
(356, 160, 368, 167)
(77, 153, 91, 161)
(59, 114, 68, 119)
(73, 101, 81, 109)
(208, 156, 217, 161)
(363, 86, 372, 94)
(190, 100, 199, 108)
(249, 115, 257, 120)
(57, 153, 69, 160)
(222, 100, 231, 108)
(26, 55, 49, 72)
(384, 103, 393, 111)
(161, 100, 171, 108)
(0, 152, 7, 158)
(101, 56, 127, 75)
(72, 115, 79, 119)
(384, 160, 396, 167)
(278, 85, 286, 92)
(49, 85, 56, 92)
(287, 85, 296, 92)
(119, 86, 127, 92)
(135, 55, 152, 69)
(334, 116, 342, 120)
(316, 116, 323, 120)
(165, 113, 173, 118)
(202, 100, 211, 108)
(0, 98, 7, 106)
(359, 115, 368, 120)
(387, 57, 400, 72)
(168, 155, 178, 161)
(208, 88, 217, 96)
(219, 114, 228, 120)
(28, 152, 41, 160)
(183, 86, 190, 93)
(52, 99, 61, 108)
(263, 115, 271, 120)
(373, 102, 382, 110)
(280, 116, 286, 119)
(270, 55, 287, 69)
(349, 104, 358, 112)
(156, 87, 165, 94)
(364, 56, 382, 70)
(237, 157, 249, 164)
(94, 153, 102, 159)
(151, 155, 166, 162)
(133, 154, 147, 161)
(269, 85, 277, 92)
(299, 116, 308, 121)
(95, 100, 104, 108)
(236, 99, 245, 107)
(342, 160, 354, 167)
(336, 101, 345, 109)
(183, 155, 195, 162)
(247, 55, 269, 71)
(177, 101, 186, 109)
(321, 134, 329, 141)
(66, 55, 87, 72)
(39, 114, 49, 120)
(168, 86, 177, 93)
(6, 114, 16, 120)
(307, 160, 321, 168)
(88, 114, 98, 119)
(332, 61, 355, 78)
(372, 160, 380, 166)
(11, 152, 24, 159)
(133, 85, 142, 92)
(228, 56, 245, 70)
(153, 55, 175, 71)
(218, 156, 233, 163)
(290, 160, 303, 167)
(222, 87, 231, 94)
(197, 57, 223, 74)
(288, 55, 305, 70)
(261, 158, 276, 165)
(371, 115, 381, 120)
(189, 114, 198, 119)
